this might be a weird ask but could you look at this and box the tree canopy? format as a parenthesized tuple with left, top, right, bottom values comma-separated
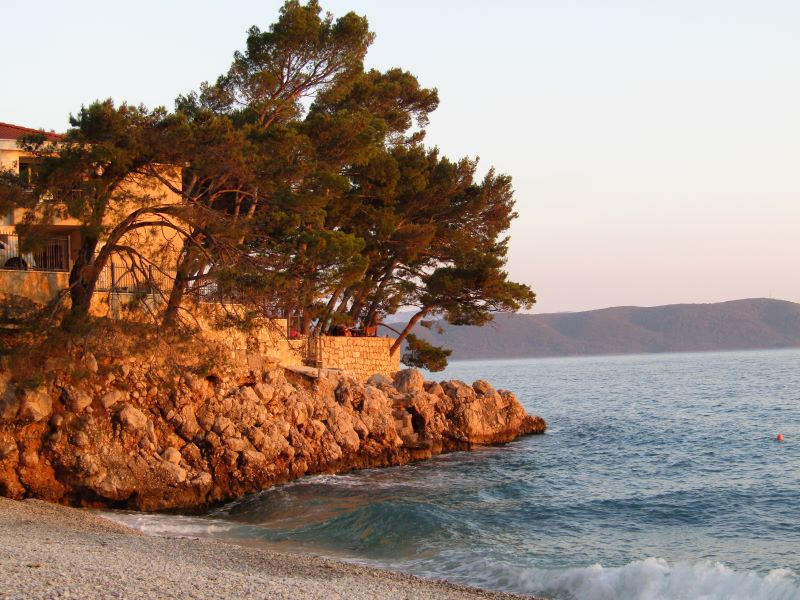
(0, 0, 535, 369)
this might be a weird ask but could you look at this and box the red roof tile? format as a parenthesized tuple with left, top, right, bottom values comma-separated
(0, 122, 63, 141)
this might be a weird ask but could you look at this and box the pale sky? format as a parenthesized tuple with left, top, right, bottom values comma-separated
(2, 1, 798, 313)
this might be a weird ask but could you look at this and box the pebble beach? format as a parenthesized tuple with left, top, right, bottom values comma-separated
(0, 497, 538, 599)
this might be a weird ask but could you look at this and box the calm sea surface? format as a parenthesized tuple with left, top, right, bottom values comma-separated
(111, 349, 800, 599)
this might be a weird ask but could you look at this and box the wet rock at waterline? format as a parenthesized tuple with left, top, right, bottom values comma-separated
(0, 362, 545, 511)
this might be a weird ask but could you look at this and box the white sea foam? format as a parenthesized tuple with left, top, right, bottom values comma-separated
(102, 512, 233, 538)
(105, 510, 800, 600)
(512, 558, 800, 600)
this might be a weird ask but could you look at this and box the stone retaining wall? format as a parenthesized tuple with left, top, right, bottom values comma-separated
(0, 271, 69, 305)
(316, 336, 400, 381)
(193, 306, 400, 381)
(0, 276, 399, 380)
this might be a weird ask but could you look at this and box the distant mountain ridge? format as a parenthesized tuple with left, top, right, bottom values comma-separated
(405, 299, 800, 359)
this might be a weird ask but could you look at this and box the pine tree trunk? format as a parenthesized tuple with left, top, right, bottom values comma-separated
(390, 307, 430, 355)
(314, 287, 343, 335)
(162, 268, 189, 326)
(67, 235, 100, 321)
(162, 235, 196, 327)
(364, 261, 398, 327)
(334, 287, 355, 315)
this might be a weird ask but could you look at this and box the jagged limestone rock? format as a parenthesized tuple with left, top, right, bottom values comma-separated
(117, 404, 147, 433)
(0, 389, 20, 421)
(0, 345, 545, 510)
(393, 368, 425, 393)
(100, 390, 125, 409)
(18, 390, 53, 423)
(83, 353, 98, 374)
(62, 386, 93, 412)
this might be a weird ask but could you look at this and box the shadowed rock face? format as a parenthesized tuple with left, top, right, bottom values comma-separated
(0, 362, 545, 511)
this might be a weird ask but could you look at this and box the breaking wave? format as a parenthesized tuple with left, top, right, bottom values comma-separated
(104, 512, 234, 538)
(412, 556, 800, 600)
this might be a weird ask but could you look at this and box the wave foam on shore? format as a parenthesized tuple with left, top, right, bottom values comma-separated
(427, 556, 799, 600)
(108, 509, 800, 600)
(1, 498, 535, 600)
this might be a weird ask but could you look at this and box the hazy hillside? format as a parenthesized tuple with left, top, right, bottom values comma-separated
(403, 299, 800, 359)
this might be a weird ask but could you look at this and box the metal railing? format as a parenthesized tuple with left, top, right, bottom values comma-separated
(0, 233, 70, 272)
(0, 233, 176, 294)
(96, 264, 175, 295)
(0, 234, 288, 315)
(192, 276, 284, 310)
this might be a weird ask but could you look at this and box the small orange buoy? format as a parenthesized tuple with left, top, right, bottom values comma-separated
(776, 433, 784, 442)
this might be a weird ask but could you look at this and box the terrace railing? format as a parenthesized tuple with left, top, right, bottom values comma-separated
(0, 234, 179, 293)
(0, 234, 70, 272)
(96, 263, 175, 295)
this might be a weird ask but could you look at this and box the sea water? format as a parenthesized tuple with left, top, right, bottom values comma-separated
(111, 349, 800, 599)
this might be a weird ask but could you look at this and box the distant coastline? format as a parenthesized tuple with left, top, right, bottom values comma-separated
(430, 346, 800, 364)
(405, 298, 800, 360)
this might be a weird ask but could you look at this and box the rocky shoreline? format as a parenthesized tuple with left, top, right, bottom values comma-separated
(0, 497, 544, 599)
(0, 330, 545, 511)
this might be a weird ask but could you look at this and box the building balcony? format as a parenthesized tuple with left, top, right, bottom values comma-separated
(0, 233, 70, 272)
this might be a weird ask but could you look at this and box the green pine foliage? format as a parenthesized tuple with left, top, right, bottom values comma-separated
(0, 1, 535, 370)
(402, 334, 452, 372)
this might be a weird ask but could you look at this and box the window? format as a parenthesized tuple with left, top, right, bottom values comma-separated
(17, 159, 40, 188)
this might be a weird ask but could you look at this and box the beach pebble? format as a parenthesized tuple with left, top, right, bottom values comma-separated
(0, 496, 532, 599)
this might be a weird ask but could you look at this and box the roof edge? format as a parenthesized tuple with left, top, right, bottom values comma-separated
(0, 121, 64, 141)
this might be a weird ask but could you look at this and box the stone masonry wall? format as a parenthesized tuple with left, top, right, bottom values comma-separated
(0, 275, 400, 381)
(193, 307, 399, 381)
(0, 271, 69, 305)
(318, 336, 400, 381)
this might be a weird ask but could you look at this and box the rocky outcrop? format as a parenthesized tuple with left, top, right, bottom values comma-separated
(0, 344, 545, 511)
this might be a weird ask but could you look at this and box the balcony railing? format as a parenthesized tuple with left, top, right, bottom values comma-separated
(96, 264, 175, 295)
(0, 235, 281, 313)
(0, 233, 70, 272)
